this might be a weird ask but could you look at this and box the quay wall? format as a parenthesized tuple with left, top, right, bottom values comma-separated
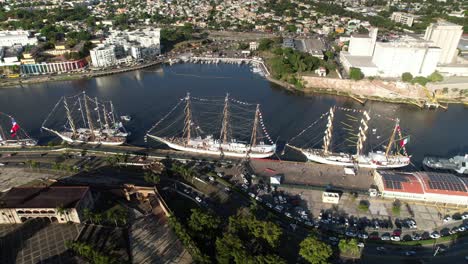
(301, 76, 427, 101)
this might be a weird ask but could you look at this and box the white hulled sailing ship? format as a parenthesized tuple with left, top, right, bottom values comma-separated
(287, 107, 410, 169)
(0, 113, 37, 147)
(41, 92, 128, 146)
(146, 93, 276, 158)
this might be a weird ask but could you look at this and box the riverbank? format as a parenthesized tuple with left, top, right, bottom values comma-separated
(0, 58, 166, 88)
(298, 75, 468, 107)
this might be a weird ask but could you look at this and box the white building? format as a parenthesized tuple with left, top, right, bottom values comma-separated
(90, 45, 117, 68)
(341, 28, 441, 78)
(391, 12, 417, 27)
(0, 186, 94, 224)
(424, 21, 463, 64)
(371, 37, 441, 77)
(347, 28, 378, 56)
(0, 30, 37, 47)
(249, 41, 258, 51)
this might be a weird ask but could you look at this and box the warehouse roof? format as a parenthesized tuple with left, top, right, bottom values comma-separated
(0, 186, 90, 209)
(379, 171, 468, 196)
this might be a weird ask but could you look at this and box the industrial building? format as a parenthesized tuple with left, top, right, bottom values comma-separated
(340, 28, 441, 78)
(374, 171, 468, 206)
(424, 21, 463, 64)
(0, 186, 94, 224)
(391, 12, 417, 27)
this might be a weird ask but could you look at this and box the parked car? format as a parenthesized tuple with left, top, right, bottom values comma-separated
(357, 242, 365, 248)
(411, 234, 422, 241)
(405, 251, 416, 256)
(195, 196, 202, 203)
(430, 231, 441, 239)
(346, 231, 357, 237)
(381, 233, 391, 241)
(444, 216, 453, 223)
(358, 232, 369, 239)
(461, 213, 468, 220)
(391, 235, 401, 241)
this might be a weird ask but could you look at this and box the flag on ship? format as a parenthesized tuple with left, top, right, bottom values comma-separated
(10, 118, 20, 137)
(400, 137, 410, 147)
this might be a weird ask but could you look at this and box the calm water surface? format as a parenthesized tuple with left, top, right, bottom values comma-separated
(0, 63, 467, 168)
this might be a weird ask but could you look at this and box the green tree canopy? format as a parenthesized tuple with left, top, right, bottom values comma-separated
(299, 235, 332, 264)
(402, 72, 413, 82)
(338, 238, 360, 258)
(349, 67, 364, 80)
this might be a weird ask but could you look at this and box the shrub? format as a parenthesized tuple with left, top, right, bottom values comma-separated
(401, 72, 413, 82)
(392, 200, 401, 215)
(411, 76, 429, 86)
(358, 200, 369, 212)
(349, 67, 364, 80)
(428, 71, 443, 82)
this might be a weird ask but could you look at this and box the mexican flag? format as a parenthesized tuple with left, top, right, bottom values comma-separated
(400, 137, 410, 147)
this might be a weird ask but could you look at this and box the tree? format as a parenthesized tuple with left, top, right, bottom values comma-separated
(188, 208, 221, 233)
(402, 72, 413, 82)
(338, 238, 360, 258)
(349, 67, 364, 80)
(411, 76, 429, 86)
(299, 235, 332, 264)
(325, 51, 334, 61)
(143, 171, 160, 185)
(258, 38, 274, 51)
(428, 71, 443, 82)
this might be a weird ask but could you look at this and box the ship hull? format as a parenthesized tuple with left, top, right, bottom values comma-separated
(0, 139, 37, 148)
(43, 127, 125, 146)
(148, 135, 275, 158)
(423, 156, 468, 174)
(301, 150, 409, 169)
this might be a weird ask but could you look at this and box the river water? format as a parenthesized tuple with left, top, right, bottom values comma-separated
(0, 63, 467, 168)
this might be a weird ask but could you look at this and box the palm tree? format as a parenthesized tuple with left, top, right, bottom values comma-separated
(56, 205, 67, 221)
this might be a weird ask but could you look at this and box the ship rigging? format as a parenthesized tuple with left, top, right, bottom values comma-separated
(145, 93, 276, 158)
(0, 112, 37, 147)
(286, 107, 410, 169)
(41, 92, 128, 146)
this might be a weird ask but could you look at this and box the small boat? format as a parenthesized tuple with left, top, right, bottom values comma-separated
(423, 155, 468, 174)
(120, 115, 131, 122)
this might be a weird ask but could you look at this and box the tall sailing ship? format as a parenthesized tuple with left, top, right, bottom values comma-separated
(146, 93, 276, 158)
(41, 92, 128, 146)
(0, 113, 37, 147)
(287, 107, 410, 169)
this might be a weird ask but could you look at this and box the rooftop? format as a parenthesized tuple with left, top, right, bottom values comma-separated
(379, 171, 468, 196)
(0, 186, 90, 209)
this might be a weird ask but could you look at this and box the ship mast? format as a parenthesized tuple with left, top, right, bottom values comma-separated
(323, 107, 335, 155)
(63, 97, 77, 137)
(110, 101, 117, 128)
(103, 103, 110, 129)
(356, 110, 370, 156)
(219, 93, 230, 144)
(83, 93, 95, 140)
(183, 93, 192, 145)
(78, 97, 86, 127)
(250, 104, 260, 147)
(385, 118, 399, 157)
(95, 97, 103, 130)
